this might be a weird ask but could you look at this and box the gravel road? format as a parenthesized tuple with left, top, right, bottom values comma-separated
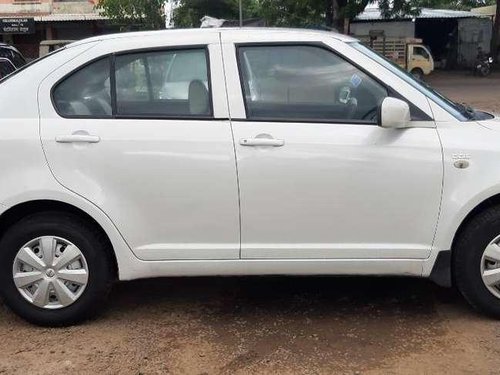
(1, 71, 500, 375)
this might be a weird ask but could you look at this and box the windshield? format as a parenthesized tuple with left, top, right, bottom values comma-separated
(350, 42, 475, 121)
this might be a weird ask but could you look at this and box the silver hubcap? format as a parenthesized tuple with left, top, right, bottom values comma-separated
(481, 237, 500, 299)
(12, 236, 89, 310)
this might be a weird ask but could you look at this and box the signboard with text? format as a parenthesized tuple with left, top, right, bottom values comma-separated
(1, 18, 35, 34)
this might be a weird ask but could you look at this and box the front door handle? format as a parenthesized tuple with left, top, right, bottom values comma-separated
(55, 133, 101, 144)
(239, 138, 285, 147)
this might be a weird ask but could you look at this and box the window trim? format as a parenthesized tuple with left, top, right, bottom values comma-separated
(51, 45, 215, 121)
(234, 42, 432, 125)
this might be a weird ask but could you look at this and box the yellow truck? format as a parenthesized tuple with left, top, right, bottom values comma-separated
(359, 35, 435, 79)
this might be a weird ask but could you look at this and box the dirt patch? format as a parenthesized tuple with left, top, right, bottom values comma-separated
(1, 277, 499, 374)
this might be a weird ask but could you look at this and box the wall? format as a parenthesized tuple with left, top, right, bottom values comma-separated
(0, 0, 51, 14)
(350, 21, 415, 38)
(457, 18, 493, 67)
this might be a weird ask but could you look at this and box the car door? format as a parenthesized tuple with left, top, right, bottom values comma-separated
(222, 34, 443, 260)
(409, 45, 431, 72)
(39, 37, 240, 261)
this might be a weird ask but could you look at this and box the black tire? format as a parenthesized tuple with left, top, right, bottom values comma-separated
(0, 212, 114, 326)
(411, 68, 424, 81)
(454, 206, 500, 318)
(480, 65, 491, 77)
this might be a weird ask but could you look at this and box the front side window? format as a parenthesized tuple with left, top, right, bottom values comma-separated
(53, 57, 112, 117)
(238, 45, 388, 123)
(115, 49, 211, 117)
(413, 46, 430, 59)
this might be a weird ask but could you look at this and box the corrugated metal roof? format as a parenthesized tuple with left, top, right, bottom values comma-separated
(35, 13, 108, 22)
(355, 7, 486, 21)
(0, 13, 108, 22)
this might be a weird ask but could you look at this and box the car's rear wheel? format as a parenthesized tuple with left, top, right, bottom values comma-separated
(454, 206, 500, 318)
(0, 212, 113, 326)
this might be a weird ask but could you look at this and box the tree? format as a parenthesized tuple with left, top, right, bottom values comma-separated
(259, 0, 423, 31)
(97, 0, 166, 30)
(173, 0, 260, 28)
(492, 0, 500, 60)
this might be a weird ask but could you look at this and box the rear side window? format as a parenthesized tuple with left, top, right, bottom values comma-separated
(53, 58, 112, 118)
(238, 45, 388, 123)
(115, 49, 210, 117)
(53, 48, 211, 119)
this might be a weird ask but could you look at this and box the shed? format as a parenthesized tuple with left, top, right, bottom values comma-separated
(351, 8, 492, 68)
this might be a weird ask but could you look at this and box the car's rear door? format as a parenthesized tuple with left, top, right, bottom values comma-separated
(38, 32, 240, 261)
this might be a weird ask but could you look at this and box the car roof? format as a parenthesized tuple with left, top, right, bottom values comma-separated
(69, 27, 357, 48)
(0, 43, 22, 53)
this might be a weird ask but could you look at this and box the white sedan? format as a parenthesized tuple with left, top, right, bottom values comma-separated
(0, 28, 499, 326)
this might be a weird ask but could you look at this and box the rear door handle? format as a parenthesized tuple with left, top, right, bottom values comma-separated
(55, 134, 101, 144)
(239, 138, 285, 147)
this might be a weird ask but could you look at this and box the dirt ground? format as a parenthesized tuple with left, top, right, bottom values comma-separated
(1, 71, 500, 375)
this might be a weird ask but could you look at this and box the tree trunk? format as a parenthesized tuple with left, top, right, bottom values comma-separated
(326, 0, 345, 33)
(491, 0, 500, 61)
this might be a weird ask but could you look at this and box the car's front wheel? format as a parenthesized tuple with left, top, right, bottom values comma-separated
(0, 212, 113, 326)
(454, 206, 500, 318)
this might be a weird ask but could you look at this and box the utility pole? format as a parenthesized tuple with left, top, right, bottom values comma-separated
(239, 0, 243, 27)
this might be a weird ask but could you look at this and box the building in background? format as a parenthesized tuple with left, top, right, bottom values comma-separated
(350, 7, 493, 69)
(472, 4, 497, 21)
(0, 0, 115, 59)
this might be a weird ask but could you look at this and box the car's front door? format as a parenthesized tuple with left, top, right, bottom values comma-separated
(222, 38, 443, 260)
(39, 38, 240, 261)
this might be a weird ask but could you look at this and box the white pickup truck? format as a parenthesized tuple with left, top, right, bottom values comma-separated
(359, 36, 435, 79)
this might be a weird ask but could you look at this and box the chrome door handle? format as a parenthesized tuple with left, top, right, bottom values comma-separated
(55, 134, 101, 144)
(239, 138, 285, 147)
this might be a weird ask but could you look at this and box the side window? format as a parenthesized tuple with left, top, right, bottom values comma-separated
(238, 45, 388, 123)
(413, 46, 430, 59)
(115, 49, 211, 117)
(53, 58, 112, 117)
(0, 59, 15, 79)
(11, 50, 26, 68)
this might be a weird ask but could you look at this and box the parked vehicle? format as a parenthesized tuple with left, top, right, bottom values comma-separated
(0, 42, 26, 72)
(474, 55, 494, 77)
(0, 29, 499, 326)
(0, 57, 16, 79)
(39, 40, 74, 58)
(359, 35, 434, 79)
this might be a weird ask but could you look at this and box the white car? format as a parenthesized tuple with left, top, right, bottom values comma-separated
(0, 28, 499, 326)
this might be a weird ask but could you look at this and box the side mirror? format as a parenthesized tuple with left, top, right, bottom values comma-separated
(379, 97, 411, 129)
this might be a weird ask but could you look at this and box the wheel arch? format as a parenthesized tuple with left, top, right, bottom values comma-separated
(0, 199, 118, 279)
(429, 192, 500, 287)
(451, 193, 500, 252)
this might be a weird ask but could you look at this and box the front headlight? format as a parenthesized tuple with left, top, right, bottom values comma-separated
(489, 57, 494, 63)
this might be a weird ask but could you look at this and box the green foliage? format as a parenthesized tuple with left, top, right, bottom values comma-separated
(173, 0, 260, 28)
(257, 0, 326, 27)
(418, 0, 495, 10)
(97, 0, 166, 30)
(97, 0, 498, 34)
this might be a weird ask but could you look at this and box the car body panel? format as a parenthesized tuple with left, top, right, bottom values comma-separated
(0, 28, 499, 282)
